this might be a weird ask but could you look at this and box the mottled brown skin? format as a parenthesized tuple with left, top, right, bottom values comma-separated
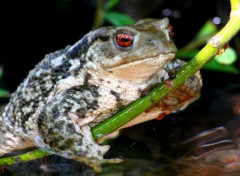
(0, 18, 202, 171)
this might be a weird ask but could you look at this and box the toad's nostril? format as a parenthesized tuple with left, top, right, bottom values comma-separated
(146, 37, 157, 45)
(147, 38, 153, 42)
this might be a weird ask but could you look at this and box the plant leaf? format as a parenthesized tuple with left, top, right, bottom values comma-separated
(195, 21, 217, 40)
(214, 47, 237, 65)
(105, 0, 121, 11)
(177, 48, 239, 74)
(104, 12, 134, 26)
(204, 59, 240, 74)
(0, 89, 10, 98)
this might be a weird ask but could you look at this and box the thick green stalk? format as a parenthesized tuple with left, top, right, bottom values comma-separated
(0, 0, 240, 167)
(0, 150, 51, 166)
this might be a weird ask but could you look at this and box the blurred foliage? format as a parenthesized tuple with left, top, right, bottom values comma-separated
(214, 47, 237, 65)
(104, 0, 121, 11)
(176, 20, 240, 74)
(104, 12, 134, 26)
(195, 21, 217, 40)
(104, 0, 134, 26)
(93, 0, 134, 28)
(0, 67, 10, 98)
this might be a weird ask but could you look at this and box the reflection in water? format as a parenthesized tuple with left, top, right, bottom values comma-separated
(173, 85, 240, 176)
(175, 158, 224, 176)
(177, 118, 240, 175)
(175, 149, 240, 176)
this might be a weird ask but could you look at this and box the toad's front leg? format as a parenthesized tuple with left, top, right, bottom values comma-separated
(37, 86, 121, 172)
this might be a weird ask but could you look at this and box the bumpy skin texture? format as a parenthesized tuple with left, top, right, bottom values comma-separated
(0, 18, 202, 170)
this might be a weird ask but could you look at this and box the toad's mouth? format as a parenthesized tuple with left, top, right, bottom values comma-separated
(104, 53, 175, 81)
(103, 53, 175, 69)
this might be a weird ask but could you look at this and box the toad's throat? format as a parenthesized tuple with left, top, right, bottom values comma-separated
(105, 53, 175, 82)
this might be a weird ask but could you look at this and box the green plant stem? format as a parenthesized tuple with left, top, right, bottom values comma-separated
(0, 150, 51, 166)
(1, 0, 240, 167)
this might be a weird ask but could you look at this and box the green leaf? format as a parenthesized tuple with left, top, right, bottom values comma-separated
(105, 0, 121, 11)
(177, 47, 239, 74)
(195, 21, 217, 40)
(204, 59, 240, 74)
(0, 89, 10, 98)
(214, 47, 237, 65)
(104, 12, 134, 26)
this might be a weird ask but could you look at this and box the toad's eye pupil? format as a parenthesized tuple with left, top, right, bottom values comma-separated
(116, 34, 133, 47)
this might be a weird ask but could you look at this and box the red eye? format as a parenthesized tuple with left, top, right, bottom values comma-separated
(116, 34, 133, 47)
